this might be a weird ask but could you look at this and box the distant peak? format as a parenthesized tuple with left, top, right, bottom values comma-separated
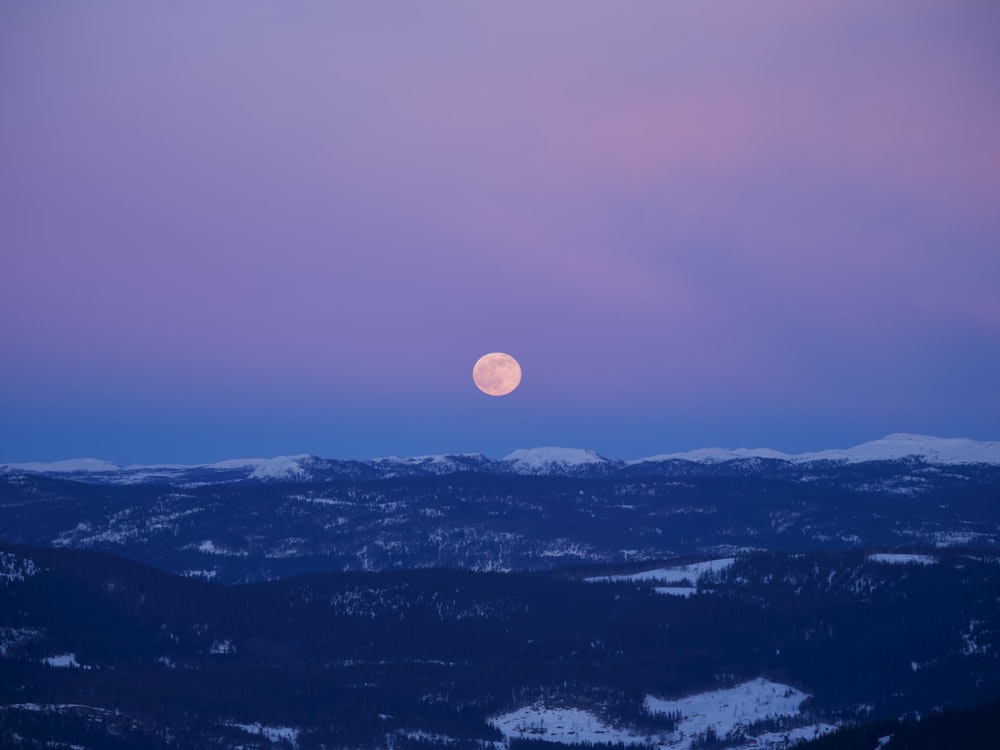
(3, 458, 123, 473)
(805, 434, 1000, 465)
(631, 447, 792, 465)
(372, 452, 487, 464)
(248, 454, 318, 481)
(503, 447, 610, 470)
(4, 434, 998, 482)
(633, 434, 1000, 466)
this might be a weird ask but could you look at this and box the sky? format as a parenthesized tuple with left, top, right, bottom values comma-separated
(2, 1, 998, 464)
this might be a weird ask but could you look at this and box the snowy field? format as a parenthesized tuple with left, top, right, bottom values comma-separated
(646, 678, 831, 748)
(41, 653, 88, 669)
(654, 586, 697, 597)
(224, 722, 300, 747)
(586, 558, 735, 596)
(867, 553, 937, 565)
(492, 678, 836, 750)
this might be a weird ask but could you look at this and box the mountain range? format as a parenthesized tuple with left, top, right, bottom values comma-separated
(4, 433, 1000, 485)
(2, 434, 998, 582)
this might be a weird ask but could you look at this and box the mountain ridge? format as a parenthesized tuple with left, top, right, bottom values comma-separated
(3, 434, 999, 581)
(3, 433, 999, 485)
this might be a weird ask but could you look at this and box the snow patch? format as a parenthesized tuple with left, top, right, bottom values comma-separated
(490, 703, 649, 746)
(867, 553, 937, 566)
(587, 558, 735, 596)
(961, 619, 990, 656)
(539, 540, 595, 559)
(181, 569, 218, 580)
(224, 722, 299, 747)
(494, 679, 831, 750)
(655, 586, 697, 597)
(194, 540, 247, 557)
(931, 530, 990, 548)
(43, 653, 82, 668)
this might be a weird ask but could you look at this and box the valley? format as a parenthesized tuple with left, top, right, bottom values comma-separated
(2, 436, 999, 748)
(2, 543, 998, 749)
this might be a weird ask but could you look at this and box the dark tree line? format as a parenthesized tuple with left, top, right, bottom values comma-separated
(2, 543, 999, 748)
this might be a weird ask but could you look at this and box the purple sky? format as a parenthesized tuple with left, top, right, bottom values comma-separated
(2, 1, 998, 463)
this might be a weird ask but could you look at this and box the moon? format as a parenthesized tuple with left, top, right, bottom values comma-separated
(473, 352, 522, 396)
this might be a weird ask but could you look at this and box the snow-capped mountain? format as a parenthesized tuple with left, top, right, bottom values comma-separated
(796, 433, 1000, 465)
(3, 434, 997, 485)
(630, 433, 1000, 467)
(2, 432, 999, 582)
(248, 454, 320, 481)
(501, 447, 617, 474)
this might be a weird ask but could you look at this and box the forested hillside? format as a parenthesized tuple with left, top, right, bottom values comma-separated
(2, 544, 998, 749)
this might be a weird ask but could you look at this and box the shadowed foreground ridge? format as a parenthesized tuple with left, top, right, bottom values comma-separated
(2, 543, 999, 748)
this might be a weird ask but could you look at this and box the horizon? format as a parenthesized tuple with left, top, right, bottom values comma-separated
(3, 432, 998, 468)
(3, 2, 998, 465)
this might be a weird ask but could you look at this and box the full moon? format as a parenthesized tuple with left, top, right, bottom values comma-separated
(472, 352, 522, 396)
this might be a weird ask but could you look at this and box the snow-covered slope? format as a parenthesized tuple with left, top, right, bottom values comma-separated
(644, 678, 835, 749)
(491, 678, 834, 750)
(795, 433, 1000, 465)
(248, 455, 317, 481)
(501, 447, 614, 474)
(633, 433, 1000, 466)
